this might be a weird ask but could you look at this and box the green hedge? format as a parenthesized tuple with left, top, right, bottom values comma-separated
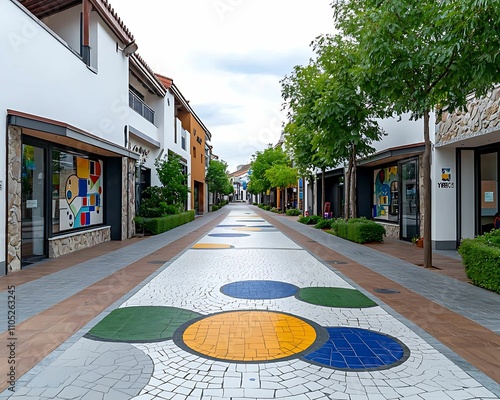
(286, 208, 302, 216)
(314, 219, 333, 229)
(458, 230, 500, 293)
(330, 218, 386, 243)
(134, 211, 195, 235)
(298, 215, 322, 225)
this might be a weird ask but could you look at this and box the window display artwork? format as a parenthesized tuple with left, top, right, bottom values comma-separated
(59, 156, 103, 230)
(373, 166, 398, 222)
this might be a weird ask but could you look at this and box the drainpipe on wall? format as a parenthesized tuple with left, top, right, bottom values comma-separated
(81, 0, 91, 66)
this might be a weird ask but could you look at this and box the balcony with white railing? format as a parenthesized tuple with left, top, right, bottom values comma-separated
(129, 90, 155, 124)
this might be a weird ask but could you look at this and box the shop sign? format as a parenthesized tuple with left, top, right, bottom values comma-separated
(129, 143, 150, 163)
(438, 168, 454, 188)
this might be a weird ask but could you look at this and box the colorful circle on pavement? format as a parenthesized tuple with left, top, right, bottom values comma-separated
(85, 306, 202, 343)
(303, 327, 409, 371)
(192, 243, 233, 249)
(208, 233, 250, 238)
(297, 287, 377, 308)
(233, 227, 263, 231)
(221, 280, 299, 299)
(175, 310, 325, 362)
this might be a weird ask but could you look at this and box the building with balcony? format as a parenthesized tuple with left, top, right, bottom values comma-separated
(0, 0, 214, 274)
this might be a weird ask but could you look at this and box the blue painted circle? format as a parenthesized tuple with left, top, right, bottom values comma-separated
(208, 233, 250, 238)
(221, 280, 299, 299)
(303, 327, 409, 371)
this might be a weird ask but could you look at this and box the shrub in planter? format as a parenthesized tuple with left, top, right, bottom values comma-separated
(286, 208, 302, 216)
(314, 219, 333, 229)
(298, 216, 310, 224)
(134, 211, 195, 235)
(330, 218, 385, 243)
(458, 230, 500, 293)
(298, 215, 322, 225)
(263, 205, 271, 211)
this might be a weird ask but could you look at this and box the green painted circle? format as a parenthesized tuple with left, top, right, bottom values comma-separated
(86, 306, 202, 343)
(297, 287, 377, 308)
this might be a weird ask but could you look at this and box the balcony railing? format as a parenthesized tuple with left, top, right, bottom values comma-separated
(129, 90, 155, 124)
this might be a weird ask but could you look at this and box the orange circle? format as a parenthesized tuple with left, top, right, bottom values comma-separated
(182, 311, 317, 361)
(192, 243, 233, 249)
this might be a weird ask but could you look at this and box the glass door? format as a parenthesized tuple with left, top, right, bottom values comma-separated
(479, 152, 498, 234)
(21, 143, 46, 265)
(400, 159, 419, 241)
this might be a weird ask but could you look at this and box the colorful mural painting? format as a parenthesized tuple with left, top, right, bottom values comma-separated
(373, 166, 398, 222)
(59, 157, 103, 230)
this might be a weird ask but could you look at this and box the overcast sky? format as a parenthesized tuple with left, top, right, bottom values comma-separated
(110, 0, 335, 172)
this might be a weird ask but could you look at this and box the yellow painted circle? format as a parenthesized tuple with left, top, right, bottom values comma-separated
(182, 311, 317, 361)
(233, 227, 262, 232)
(192, 243, 233, 249)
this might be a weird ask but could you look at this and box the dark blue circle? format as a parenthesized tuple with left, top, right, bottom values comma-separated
(208, 233, 250, 238)
(303, 327, 409, 371)
(221, 280, 299, 300)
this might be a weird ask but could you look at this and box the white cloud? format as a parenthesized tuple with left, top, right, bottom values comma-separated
(110, 0, 334, 172)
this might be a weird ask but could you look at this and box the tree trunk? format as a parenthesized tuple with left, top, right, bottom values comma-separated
(313, 174, 318, 215)
(350, 144, 357, 218)
(321, 167, 326, 218)
(282, 187, 286, 213)
(344, 158, 353, 219)
(423, 111, 432, 268)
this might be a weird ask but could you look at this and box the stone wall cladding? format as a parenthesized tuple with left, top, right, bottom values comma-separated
(436, 86, 500, 146)
(49, 227, 111, 258)
(7, 126, 22, 273)
(376, 222, 399, 240)
(121, 158, 136, 240)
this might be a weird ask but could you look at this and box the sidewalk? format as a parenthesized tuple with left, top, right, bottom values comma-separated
(0, 204, 498, 399)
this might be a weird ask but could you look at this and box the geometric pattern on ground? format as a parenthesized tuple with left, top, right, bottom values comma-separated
(208, 233, 250, 237)
(175, 310, 325, 362)
(220, 280, 299, 299)
(303, 327, 410, 371)
(297, 287, 378, 308)
(192, 243, 234, 249)
(85, 306, 202, 343)
(20, 338, 153, 399)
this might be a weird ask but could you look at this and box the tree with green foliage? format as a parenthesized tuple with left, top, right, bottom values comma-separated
(265, 164, 298, 213)
(248, 147, 289, 203)
(206, 159, 232, 204)
(155, 152, 189, 210)
(281, 35, 385, 218)
(139, 152, 189, 217)
(334, 0, 500, 267)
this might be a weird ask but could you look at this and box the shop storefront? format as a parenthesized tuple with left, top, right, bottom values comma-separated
(6, 112, 139, 273)
(357, 144, 425, 241)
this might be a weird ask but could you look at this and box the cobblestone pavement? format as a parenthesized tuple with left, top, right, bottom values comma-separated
(2, 205, 499, 399)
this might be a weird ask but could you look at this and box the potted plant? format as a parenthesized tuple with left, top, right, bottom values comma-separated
(412, 235, 424, 247)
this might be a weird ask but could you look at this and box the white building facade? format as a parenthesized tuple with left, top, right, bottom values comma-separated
(1, 0, 197, 274)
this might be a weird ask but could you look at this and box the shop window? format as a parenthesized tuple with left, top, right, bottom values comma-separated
(52, 149, 104, 233)
(373, 166, 399, 222)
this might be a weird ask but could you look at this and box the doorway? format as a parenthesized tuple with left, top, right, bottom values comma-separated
(400, 159, 419, 241)
(21, 143, 47, 265)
